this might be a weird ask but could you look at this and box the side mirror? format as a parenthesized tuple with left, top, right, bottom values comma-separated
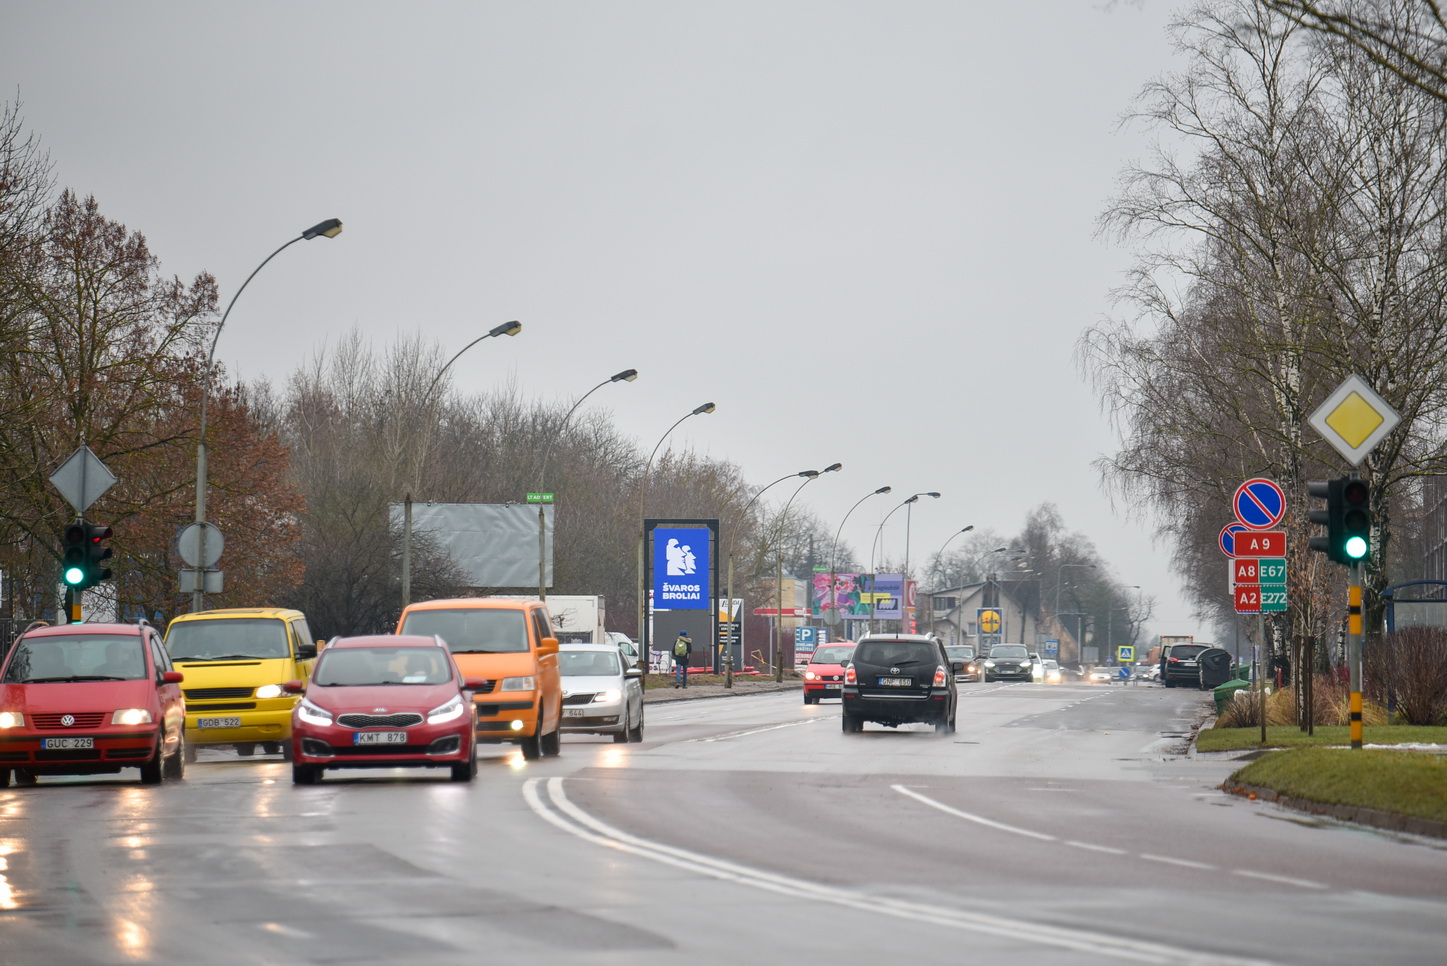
(538, 636, 559, 656)
(951, 661, 964, 672)
(161, 670, 184, 684)
(281, 679, 305, 694)
(296, 642, 318, 660)
(624, 667, 643, 679)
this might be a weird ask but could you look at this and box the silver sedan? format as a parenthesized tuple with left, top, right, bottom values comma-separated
(558, 644, 645, 742)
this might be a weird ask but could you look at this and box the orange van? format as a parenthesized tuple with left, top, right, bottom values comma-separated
(395, 597, 561, 759)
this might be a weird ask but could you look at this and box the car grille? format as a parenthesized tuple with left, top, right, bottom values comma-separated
(337, 712, 423, 728)
(327, 744, 432, 756)
(471, 680, 497, 694)
(562, 693, 597, 706)
(31, 712, 106, 729)
(36, 749, 103, 761)
(184, 687, 255, 699)
(187, 702, 257, 711)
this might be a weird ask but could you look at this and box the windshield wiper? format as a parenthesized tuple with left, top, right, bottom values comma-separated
(177, 653, 268, 661)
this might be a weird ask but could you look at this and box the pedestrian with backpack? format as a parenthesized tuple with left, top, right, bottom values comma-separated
(673, 631, 692, 688)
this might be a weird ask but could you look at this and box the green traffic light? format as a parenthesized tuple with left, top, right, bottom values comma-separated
(1344, 536, 1368, 560)
(63, 565, 86, 586)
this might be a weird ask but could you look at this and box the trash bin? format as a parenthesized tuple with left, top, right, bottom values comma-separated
(1197, 647, 1234, 689)
(1213, 679, 1252, 716)
(1234, 664, 1252, 683)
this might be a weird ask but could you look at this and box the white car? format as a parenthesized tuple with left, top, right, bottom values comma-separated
(1086, 666, 1115, 684)
(606, 631, 641, 669)
(558, 644, 644, 742)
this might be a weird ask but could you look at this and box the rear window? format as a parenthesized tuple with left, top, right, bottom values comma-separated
(400, 608, 529, 654)
(854, 641, 939, 667)
(3, 634, 146, 683)
(1168, 645, 1209, 659)
(166, 619, 290, 661)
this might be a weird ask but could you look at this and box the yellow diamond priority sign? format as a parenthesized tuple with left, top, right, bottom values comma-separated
(1309, 374, 1400, 466)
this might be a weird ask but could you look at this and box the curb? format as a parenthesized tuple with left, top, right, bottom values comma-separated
(1221, 781, 1447, 841)
(643, 682, 800, 705)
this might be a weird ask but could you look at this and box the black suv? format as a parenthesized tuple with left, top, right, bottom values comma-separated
(841, 633, 958, 733)
(983, 643, 1032, 682)
(1160, 642, 1211, 688)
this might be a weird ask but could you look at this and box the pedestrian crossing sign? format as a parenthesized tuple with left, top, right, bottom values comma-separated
(1117, 645, 1135, 663)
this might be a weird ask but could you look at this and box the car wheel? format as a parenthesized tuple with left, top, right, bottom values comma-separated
(519, 730, 543, 760)
(841, 711, 862, 733)
(450, 744, 477, 782)
(262, 742, 282, 756)
(613, 725, 630, 744)
(281, 741, 294, 762)
(163, 734, 185, 781)
(13, 769, 36, 786)
(236, 742, 256, 757)
(935, 716, 951, 734)
(292, 763, 321, 785)
(542, 721, 562, 757)
(628, 710, 644, 743)
(139, 741, 165, 785)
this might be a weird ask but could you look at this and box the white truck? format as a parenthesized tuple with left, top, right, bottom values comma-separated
(495, 595, 606, 645)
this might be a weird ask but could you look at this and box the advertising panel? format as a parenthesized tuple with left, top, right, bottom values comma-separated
(872, 573, 904, 620)
(652, 527, 710, 610)
(810, 572, 871, 619)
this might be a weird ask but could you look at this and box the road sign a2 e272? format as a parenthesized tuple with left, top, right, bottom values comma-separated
(1234, 585, 1261, 614)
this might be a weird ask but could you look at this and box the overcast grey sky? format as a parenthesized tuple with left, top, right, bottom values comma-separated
(4, 1, 1207, 635)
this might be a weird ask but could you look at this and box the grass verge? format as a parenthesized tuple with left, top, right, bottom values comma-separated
(1196, 724, 1447, 753)
(1228, 747, 1447, 824)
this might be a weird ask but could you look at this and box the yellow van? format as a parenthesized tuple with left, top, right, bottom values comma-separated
(396, 597, 562, 760)
(163, 608, 319, 760)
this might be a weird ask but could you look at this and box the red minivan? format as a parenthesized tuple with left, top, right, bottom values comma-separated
(0, 621, 186, 786)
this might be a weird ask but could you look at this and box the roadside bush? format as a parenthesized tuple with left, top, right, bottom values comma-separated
(1365, 628, 1447, 726)
(1215, 677, 1386, 729)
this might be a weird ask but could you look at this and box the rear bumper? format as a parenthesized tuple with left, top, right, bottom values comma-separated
(842, 689, 951, 724)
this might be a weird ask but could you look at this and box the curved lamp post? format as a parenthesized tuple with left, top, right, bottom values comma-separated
(928, 524, 974, 590)
(538, 368, 638, 600)
(903, 491, 941, 579)
(636, 401, 716, 679)
(867, 491, 939, 630)
(773, 462, 841, 681)
(191, 218, 342, 612)
(723, 467, 819, 688)
(826, 486, 892, 638)
(401, 319, 523, 607)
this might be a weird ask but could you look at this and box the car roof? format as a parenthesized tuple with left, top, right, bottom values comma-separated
(328, 634, 441, 649)
(22, 622, 148, 638)
(857, 633, 939, 644)
(403, 597, 540, 611)
(559, 643, 616, 652)
(167, 607, 304, 623)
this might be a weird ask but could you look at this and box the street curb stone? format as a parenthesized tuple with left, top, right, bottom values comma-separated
(1220, 781, 1447, 841)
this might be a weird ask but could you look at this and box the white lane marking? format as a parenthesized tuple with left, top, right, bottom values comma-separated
(1141, 854, 1217, 871)
(1066, 840, 1129, 855)
(1233, 869, 1328, 890)
(895, 787, 1327, 891)
(690, 719, 818, 742)
(523, 778, 1278, 965)
(892, 785, 1056, 841)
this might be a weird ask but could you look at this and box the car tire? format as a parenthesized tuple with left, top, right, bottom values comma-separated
(613, 726, 629, 744)
(139, 741, 165, 785)
(183, 740, 198, 764)
(542, 721, 562, 757)
(803, 693, 815, 705)
(450, 744, 477, 782)
(519, 730, 543, 760)
(236, 742, 256, 757)
(628, 710, 644, 743)
(0, 769, 9, 788)
(163, 734, 185, 781)
(14, 769, 36, 786)
(281, 741, 294, 762)
(841, 711, 862, 734)
(292, 763, 321, 785)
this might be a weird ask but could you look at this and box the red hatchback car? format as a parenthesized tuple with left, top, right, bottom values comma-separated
(285, 634, 481, 784)
(802, 643, 855, 704)
(0, 621, 186, 786)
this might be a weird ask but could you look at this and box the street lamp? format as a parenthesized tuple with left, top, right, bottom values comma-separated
(401, 320, 523, 607)
(637, 401, 717, 678)
(773, 462, 841, 681)
(1054, 562, 1096, 664)
(826, 486, 892, 639)
(903, 492, 941, 580)
(190, 218, 342, 613)
(537, 369, 638, 600)
(929, 525, 974, 589)
(867, 492, 939, 631)
(723, 467, 819, 688)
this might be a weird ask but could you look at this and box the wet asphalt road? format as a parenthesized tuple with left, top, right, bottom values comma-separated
(2, 681, 1445, 965)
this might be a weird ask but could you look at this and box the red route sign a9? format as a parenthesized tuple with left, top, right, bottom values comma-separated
(1233, 530, 1285, 557)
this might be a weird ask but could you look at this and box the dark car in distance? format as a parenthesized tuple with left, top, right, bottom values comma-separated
(841, 634, 958, 734)
(1160, 643, 1212, 688)
(983, 643, 1033, 682)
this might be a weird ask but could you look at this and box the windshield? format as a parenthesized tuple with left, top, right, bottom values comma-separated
(810, 646, 855, 665)
(559, 650, 620, 676)
(400, 608, 529, 654)
(313, 647, 453, 686)
(166, 619, 291, 661)
(3, 635, 146, 683)
(854, 641, 938, 667)
(989, 645, 1029, 660)
(945, 646, 975, 661)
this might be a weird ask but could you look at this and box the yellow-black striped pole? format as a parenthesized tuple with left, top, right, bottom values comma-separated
(1348, 563, 1363, 749)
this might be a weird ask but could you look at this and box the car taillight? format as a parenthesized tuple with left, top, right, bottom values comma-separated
(1168, 656, 1179, 663)
(933, 666, 947, 687)
(844, 665, 857, 685)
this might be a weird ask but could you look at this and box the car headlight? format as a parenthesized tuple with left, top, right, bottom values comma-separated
(803, 671, 817, 680)
(1021, 662, 1033, 672)
(297, 698, 333, 726)
(592, 689, 621, 704)
(983, 660, 995, 668)
(112, 709, 153, 725)
(500, 676, 536, 691)
(427, 694, 466, 724)
(0, 711, 24, 728)
(255, 684, 283, 699)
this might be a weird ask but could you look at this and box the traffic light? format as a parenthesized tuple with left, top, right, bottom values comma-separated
(1341, 479, 1370, 561)
(1307, 477, 1370, 565)
(62, 523, 88, 587)
(84, 522, 113, 585)
(59, 521, 112, 589)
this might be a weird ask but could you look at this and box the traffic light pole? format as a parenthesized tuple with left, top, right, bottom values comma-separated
(1348, 561, 1364, 750)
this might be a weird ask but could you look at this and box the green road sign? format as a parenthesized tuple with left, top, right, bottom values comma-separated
(1260, 585, 1288, 612)
(526, 493, 555, 504)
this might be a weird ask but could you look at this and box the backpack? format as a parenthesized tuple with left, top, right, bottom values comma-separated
(673, 638, 689, 659)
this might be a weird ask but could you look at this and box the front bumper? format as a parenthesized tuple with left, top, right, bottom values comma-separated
(561, 698, 625, 733)
(292, 720, 472, 769)
(472, 691, 539, 743)
(0, 728, 159, 773)
(803, 681, 845, 698)
(185, 703, 296, 745)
